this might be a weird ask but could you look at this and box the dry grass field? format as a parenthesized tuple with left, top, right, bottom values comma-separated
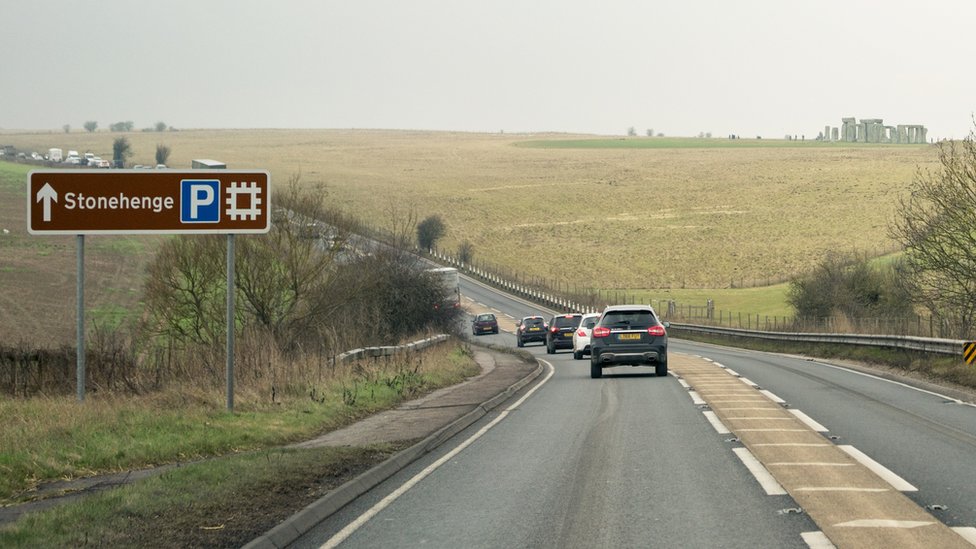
(0, 129, 940, 344)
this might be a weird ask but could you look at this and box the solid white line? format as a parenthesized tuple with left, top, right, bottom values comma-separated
(319, 361, 556, 549)
(834, 519, 934, 528)
(837, 445, 918, 492)
(951, 527, 976, 545)
(788, 409, 829, 432)
(702, 411, 731, 434)
(759, 389, 786, 403)
(732, 447, 787, 495)
(803, 359, 975, 407)
(801, 531, 836, 549)
(688, 390, 706, 405)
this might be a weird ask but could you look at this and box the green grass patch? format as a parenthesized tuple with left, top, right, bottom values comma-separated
(0, 445, 401, 548)
(0, 161, 30, 191)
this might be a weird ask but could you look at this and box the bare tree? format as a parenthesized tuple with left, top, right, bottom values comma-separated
(890, 133, 976, 337)
(113, 136, 132, 168)
(155, 144, 171, 166)
(458, 240, 474, 265)
(84, 121, 98, 133)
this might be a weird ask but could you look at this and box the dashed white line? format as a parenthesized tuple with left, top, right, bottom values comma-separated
(688, 390, 706, 405)
(759, 389, 786, 403)
(834, 519, 933, 528)
(952, 527, 976, 545)
(788, 409, 829, 432)
(801, 531, 836, 548)
(738, 377, 758, 387)
(837, 445, 918, 492)
(732, 447, 788, 495)
(702, 411, 731, 434)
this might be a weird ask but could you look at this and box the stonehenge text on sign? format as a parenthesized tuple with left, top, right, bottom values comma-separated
(27, 170, 271, 235)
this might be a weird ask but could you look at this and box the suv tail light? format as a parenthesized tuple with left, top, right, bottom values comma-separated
(550, 326, 559, 334)
(592, 326, 611, 338)
(647, 325, 666, 337)
(576, 329, 586, 337)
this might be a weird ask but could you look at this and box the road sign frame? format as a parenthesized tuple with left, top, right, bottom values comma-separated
(27, 169, 271, 235)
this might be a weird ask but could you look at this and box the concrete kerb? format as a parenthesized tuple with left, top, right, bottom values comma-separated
(243, 357, 545, 549)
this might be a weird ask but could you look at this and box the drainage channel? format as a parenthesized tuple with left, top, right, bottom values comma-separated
(670, 353, 974, 549)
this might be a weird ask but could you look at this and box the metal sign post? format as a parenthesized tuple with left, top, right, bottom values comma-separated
(28, 170, 270, 409)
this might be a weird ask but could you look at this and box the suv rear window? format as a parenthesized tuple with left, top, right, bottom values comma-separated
(601, 310, 658, 329)
(553, 315, 582, 328)
(582, 317, 598, 329)
(524, 318, 545, 327)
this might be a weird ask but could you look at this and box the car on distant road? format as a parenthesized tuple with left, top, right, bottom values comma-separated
(515, 316, 547, 347)
(471, 313, 499, 335)
(572, 312, 601, 360)
(546, 313, 582, 354)
(589, 305, 668, 378)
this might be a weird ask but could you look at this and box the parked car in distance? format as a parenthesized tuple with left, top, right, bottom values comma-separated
(572, 312, 601, 360)
(589, 305, 668, 378)
(546, 313, 583, 354)
(515, 316, 547, 347)
(472, 313, 499, 335)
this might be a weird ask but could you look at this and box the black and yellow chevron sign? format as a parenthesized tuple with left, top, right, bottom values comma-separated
(965, 342, 976, 364)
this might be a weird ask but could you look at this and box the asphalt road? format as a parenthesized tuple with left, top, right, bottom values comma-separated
(290, 275, 976, 548)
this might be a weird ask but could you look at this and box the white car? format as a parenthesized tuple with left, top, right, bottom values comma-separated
(572, 312, 601, 360)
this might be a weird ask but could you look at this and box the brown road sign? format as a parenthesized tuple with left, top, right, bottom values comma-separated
(28, 170, 270, 235)
(965, 342, 976, 364)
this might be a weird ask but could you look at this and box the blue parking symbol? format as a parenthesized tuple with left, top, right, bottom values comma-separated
(180, 180, 221, 223)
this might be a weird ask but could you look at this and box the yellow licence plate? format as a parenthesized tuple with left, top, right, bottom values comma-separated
(618, 333, 641, 341)
(529, 327, 540, 331)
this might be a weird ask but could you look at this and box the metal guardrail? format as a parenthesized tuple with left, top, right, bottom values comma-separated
(668, 322, 965, 356)
(333, 334, 450, 364)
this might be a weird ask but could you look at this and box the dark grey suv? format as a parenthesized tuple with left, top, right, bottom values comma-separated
(546, 313, 582, 354)
(589, 305, 668, 378)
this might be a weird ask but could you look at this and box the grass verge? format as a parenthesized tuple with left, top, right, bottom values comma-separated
(0, 444, 403, 548)
(0, 343, 479, 501)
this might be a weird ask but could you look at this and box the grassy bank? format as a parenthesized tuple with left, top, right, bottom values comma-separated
(0, 342, 479, 501)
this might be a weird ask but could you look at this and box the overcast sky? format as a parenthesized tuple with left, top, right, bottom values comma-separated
(3, 0, 975, 138)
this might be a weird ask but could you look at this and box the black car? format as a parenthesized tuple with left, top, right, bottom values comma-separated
(472, 313, 499, 335)
(589, 305, 668, 378)
(546, 313, 582, 354)
(516, 316, 547, 347)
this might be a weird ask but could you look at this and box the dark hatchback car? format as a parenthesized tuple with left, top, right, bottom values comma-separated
(589, 305, 668, 378)
(472, 313, 499, 335)
(516, 316, 547, 347)
(546, 313, 583, 354)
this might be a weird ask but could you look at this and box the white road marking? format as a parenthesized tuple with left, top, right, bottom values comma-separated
(722, 407, 782, 411)
(318, 360, 556, 549)
(736, 428, 809, 432)
(837, 445, 918, 492)
(834, 519, 934, 528)
(767, 462, 854, 467)
(702, 411, 731, 434)
(688, 390, 706, 405)
(724, 368, 739, 376)
(732, 447, 788, 495)
(759, 389, 786, 403)
(677, 378, 690, 389)
(801, 531, 836, 549)
(753, 443, 831, 447)
(795, 487, 889, 493)
(725, 417, 796, 421)
(713, 362, 726, 368)
(788, 409, 829, 432)
(739, 377, 758, 387)
(951, 527, 976, 545)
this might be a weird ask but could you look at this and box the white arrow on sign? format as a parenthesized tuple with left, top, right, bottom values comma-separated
(36, 183, 58, 222)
